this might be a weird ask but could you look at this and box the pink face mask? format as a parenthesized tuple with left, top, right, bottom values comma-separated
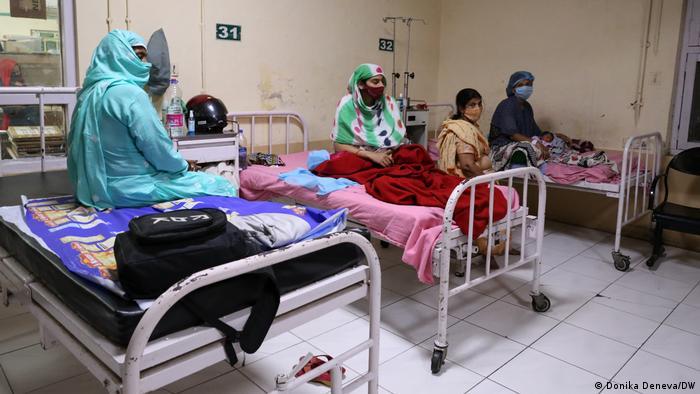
(365, 85, 385, 100)
(464, 107, 482, 122)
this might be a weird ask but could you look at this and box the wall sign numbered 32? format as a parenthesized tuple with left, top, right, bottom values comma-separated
(378, 38, 394, 52)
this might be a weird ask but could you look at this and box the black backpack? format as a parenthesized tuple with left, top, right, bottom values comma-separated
(115, 208, 279, 365)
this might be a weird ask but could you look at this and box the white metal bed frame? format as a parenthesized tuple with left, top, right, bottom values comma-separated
(0, 230, 381, 393)
(0, 91, 384, 391)
(229, 110, 550, 374)
(536, 132, 663, 271)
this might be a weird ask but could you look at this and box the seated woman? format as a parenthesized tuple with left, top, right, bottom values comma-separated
(68, 30, 235, 209)
(488, 71, 570, 169)
(331, 63, 406, 167)
(437, 88, 492, 179)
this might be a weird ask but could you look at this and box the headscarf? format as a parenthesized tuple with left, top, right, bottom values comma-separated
(331, 63, 405, 148)
(0, 59, 19, 130)
(0, 59, 18, 87)
(506, 70, 534, 97)
(68, 30, 151, 208)
(437, 119, 489, 178)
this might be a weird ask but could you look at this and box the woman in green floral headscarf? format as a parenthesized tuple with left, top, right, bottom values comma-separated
(331, 63, 406, 167)
(68, 30, 235, 209)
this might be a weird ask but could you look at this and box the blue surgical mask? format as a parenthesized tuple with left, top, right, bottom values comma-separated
(514, 85, 533, 100)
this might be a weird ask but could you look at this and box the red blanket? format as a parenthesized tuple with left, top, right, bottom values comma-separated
(313, 144, 507, 238)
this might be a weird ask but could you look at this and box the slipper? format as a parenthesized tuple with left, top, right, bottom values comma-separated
(294, 354, 346, 387)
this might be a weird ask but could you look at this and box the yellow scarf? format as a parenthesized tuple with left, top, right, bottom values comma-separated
(437, 119, 489, 178)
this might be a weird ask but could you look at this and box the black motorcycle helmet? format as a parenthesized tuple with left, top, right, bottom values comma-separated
(186, 94, 228, 134)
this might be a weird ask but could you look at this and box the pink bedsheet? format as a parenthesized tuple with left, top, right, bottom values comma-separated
(543, 150, 644, 185)
(240, 151, 519, 284)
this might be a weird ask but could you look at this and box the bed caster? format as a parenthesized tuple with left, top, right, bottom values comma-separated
(612, 251, 630, 271)
(379, 240, 390, 249)
(531, 293, 551, 313)
(430, 347, 447, 374)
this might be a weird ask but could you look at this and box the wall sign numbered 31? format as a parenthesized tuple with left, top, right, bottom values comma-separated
(216, 24, 242, 41)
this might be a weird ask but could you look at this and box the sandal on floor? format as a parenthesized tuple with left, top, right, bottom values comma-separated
(294, 354, 346, 387)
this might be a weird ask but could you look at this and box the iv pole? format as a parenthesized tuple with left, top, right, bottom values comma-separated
(382, 16, 402, 98)
(401, 17, 426, 123)
(381, 16, 426, 122)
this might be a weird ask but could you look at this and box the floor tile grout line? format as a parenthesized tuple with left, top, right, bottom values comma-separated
(290, 314, 365, 342)
(0, 339, 41, 358)
(236, 367, 268, 394)
(0, 363, 13, 394)
(606, 282, 700, 387)
(612, 272, 698, 303)
(582, 296, 674, 325)
(19, 365, 86, 394)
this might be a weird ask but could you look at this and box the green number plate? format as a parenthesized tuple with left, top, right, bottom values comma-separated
(378, 38, 394, 52)
(216, 24, 241, 41)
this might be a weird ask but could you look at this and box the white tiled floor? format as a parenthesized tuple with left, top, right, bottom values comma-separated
(1, 222, 699, 393)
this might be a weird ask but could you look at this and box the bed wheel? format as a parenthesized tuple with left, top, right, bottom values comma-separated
(379, 240, 390, 249)
(531, 293, 551, 313)
(646, 247, 665, 268)
(431, 348, 447, 374)
(612, 251, 630, 271)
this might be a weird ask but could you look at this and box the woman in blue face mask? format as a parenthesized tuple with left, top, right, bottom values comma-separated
(487, 71, 570, 170)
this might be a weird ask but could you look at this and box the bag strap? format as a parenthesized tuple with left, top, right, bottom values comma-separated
(179, 272, 280, 366)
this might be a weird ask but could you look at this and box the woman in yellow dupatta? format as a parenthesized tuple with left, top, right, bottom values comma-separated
(437, 88, 491, 179)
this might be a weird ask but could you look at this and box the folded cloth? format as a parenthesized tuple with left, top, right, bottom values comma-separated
(249, 152, 285, 166)
(307, 150, 330, 170)
(279, 168, 358, 196)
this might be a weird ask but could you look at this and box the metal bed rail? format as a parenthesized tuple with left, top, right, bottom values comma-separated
(429, 166, 548, 373)
(227, 111, 308, 155)
(232, 109, 551, 374)
(1, 231, 380, 393)
(611, 131, 663, 270)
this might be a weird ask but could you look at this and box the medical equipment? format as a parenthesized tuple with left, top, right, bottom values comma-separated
(382, 16, 426, 123)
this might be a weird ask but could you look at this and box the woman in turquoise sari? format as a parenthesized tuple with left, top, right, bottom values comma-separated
(68, 30, 235, 209)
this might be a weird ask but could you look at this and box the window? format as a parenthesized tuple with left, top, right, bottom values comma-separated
(0, 0, 77, 175)
(672, 0, 700, 152)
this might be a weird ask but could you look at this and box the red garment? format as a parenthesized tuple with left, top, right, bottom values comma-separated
(0, 59, 18, 130)
(314, 144, 507, 238)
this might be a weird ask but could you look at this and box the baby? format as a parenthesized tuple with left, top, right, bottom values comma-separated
(532, 131, 567, 157)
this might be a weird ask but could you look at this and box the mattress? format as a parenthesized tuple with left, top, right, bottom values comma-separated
(240, 151, 520, 248)
(0, 171, 366, 346)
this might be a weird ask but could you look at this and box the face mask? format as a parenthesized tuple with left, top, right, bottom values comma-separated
(514, 86, 533, 100)
(464, 107, 482, 122)
(365, 85, 385, 100)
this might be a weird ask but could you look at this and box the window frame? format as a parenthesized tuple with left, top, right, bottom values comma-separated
(0, 0, 78, 175)
(671, 0, 700, 153)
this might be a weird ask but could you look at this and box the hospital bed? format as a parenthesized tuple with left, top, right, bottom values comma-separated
(0, 170, 382, 394)
(229, 111, 550, 374)
(535, 132, 663, 271)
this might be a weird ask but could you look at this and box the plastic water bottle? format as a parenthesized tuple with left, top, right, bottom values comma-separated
(165, 66, 186, 138)
(187, 110, 195, 136)
(238, 128, 248, 170)
(398, 94, 405, 112)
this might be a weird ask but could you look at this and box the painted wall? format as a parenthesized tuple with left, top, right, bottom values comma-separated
(71, 0, 699, 250)
(74, 0, 442, 149)
(435, 0, 700, 252)
(436, 0, 683, 150)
